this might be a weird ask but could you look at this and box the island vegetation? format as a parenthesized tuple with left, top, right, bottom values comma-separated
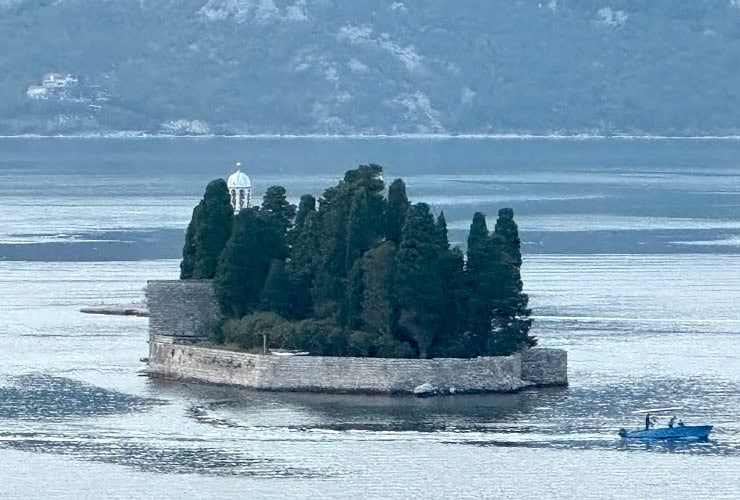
(180, 165, 535, 358)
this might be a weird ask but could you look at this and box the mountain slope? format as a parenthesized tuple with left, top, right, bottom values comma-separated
(2, 0, 739, 135)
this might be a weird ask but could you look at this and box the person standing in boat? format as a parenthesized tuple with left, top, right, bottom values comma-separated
(645, 413, 651, 429)
(669, 416, 677, 428)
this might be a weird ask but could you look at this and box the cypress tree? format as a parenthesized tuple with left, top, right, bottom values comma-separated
(180, 179, 233, 280)
(312, 165, 385, 317)
(214, 209, 261, 317)
(437, 246, 468, 355)
(261, 259, 292, 318)
(385, 178, 410, 245)
(490, 208, 536, 353)
(359, 241, 399, 336)
(464, 212, 497, 356)
(287, 195, 319, 319)
(293, 194, 316, 239)
(345, 165, 386, 265)
(214, 208, 288, 318)
(261, 185, 296, 236)
(395, 203, 444, 358)
(430, 211, 468, 357)
(466, 212, 489, 275)
(345, 188, 373, 272)
(311, 184, 349, 316)
(344, 258, 365, 329)
(435, 211, 449, 249)
(179, 205, 200, 279)
(342, 184, 384, 327)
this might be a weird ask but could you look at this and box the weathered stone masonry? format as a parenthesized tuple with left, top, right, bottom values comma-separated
(146, 280, 219, 344)
(146, 280, 567, 394)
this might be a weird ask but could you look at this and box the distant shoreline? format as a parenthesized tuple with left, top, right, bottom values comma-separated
(3, 133, 740, 140)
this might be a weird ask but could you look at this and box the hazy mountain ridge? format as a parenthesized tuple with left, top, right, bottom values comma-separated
(2, 0, 740, 136)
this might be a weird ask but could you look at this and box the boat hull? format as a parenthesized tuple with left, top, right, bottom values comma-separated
(619, 425, 712, 440)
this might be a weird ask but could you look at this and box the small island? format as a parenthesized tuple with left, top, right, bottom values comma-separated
(146, 164, 566, 394)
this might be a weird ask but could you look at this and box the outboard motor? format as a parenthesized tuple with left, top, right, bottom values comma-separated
(618, 428, 627, 437)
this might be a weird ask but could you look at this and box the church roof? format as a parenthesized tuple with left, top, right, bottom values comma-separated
(227, 169, 251, 189)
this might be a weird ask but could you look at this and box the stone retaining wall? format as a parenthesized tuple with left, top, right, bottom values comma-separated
(146, 280, 219, 344)
(147, 342, 567, 394)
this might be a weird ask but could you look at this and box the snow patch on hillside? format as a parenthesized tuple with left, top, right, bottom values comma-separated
(160, 119, 211, 135)
(292, 50, 340, 83)
(337, 25, 422, 71)
(198, 0, 308, 23)
(324, 64, 339, 82)
(348, 58, 368, 73)
(0, 0, 28, 8)
(391, 91, 444, 132)
(597, 7, 628, 27)
(461, 87, 476, 105)
(285, 0, 308, 20)
(389, 2, 407, 13)
(254, 0, 278, 22)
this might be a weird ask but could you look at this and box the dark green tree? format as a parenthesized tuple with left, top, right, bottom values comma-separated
(261, 259, 293, 318)
(180, 179, 233, 279)
(188, 169, 535, 359)
(293, 194, 316, 240)
(214, 208, 288, 318)
(435, 211, 449, 248)
(261, 185, 296, 236)
(214, 209, 260, 317)
(311, 185, 349, 314)
(287, 195, 319, 319)
(179, 205, 200, 279)
(395, 203, 444, 358)
(385, 178, 410, 245)
(345, 258, 365, 330)
(463, 212, 496, 355)
(490, 208, 536, 353)
(430, 212, 467, 357)
(466, 212, 490, 276)
(312, 165, 385, 319)
(359, 241, 399, 337)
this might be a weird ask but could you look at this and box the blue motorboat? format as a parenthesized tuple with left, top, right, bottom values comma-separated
(618, 407, 712, 440)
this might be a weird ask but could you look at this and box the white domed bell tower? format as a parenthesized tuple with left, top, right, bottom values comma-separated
(227, 162, 251, 213)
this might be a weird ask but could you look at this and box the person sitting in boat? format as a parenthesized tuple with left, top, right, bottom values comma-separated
(668, 416, 677, 428)
(678, 419, 684, 427)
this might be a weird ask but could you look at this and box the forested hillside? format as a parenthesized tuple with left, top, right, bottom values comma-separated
(2, 0, 739, 135)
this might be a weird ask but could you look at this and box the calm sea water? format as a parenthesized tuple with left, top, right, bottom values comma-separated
(1, 137, 739, 499)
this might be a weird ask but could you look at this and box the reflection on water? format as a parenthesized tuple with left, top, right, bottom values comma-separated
(0, 435, 322, 477)
(0, 374, 160, 420)
(3, 371, 737, 482)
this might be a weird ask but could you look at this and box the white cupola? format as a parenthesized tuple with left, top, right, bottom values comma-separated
(227, 162, 252, 213)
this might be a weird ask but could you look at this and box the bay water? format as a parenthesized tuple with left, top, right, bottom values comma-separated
(1, 137, 739, 499)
